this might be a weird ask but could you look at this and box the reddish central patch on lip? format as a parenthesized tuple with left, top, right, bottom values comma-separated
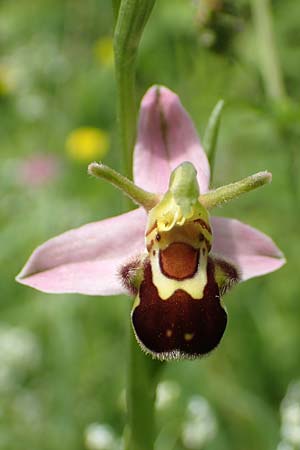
(159, 242, 199, 280)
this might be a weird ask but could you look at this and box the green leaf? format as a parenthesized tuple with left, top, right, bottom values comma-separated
(203, 99, 224, 179)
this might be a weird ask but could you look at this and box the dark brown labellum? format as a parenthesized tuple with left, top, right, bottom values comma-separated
(131, 257, 227, 360)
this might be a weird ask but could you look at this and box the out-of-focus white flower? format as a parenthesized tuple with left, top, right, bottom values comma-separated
(279, 381, 300, 448)
(84, 423, 117, 450)
(281, 423, 300, 446)
(0, 324, 41, 391)
(276, 441, 294, 450)
(12, 390, 43, 427)
(155, 380, 180, 410)
(0, 325, 40, 369)
(182, 395, 217, 449)
(282, 403, 300, 427)
(16, 93, 46, 121)
(4, 38, 70, 90)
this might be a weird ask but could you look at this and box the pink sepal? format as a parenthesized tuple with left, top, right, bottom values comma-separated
(17, 208, 147, 295)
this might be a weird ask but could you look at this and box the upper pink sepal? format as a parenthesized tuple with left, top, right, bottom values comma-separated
(211, 216, 285, 281)
(133, 85, 210, 194)
(17, 208, 147, 296)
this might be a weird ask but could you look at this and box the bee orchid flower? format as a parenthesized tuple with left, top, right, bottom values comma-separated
(17, 86, 285, 360)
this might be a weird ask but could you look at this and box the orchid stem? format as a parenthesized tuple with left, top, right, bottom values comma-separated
(112, 0, 121, 24)
(200, 171, 272, 210)
(113, 1, 160, 449)
(250, 0, 299, 215)
(88, 162, 159, 210)
(250, 0, 286, 101)
(114, 0, 156, 177)
(125, 333, 162, 450)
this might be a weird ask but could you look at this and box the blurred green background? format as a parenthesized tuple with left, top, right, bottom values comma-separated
(1, 0, 299, 449)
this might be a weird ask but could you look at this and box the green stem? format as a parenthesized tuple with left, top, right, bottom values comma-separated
(200, 171, 272, 209)
(112, 0, 121, 24)
(114, 0, 156, 177)
(251, 0, 299, 214)
(113, 1, 160, 449)
(88, 162, 159, 210)
(250, 0, 286, 101)
(125, 333, 162, 450)
(282, 131, 300, 216)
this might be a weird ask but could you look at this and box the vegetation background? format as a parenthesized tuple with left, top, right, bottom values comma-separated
(0, 0, 299, 449)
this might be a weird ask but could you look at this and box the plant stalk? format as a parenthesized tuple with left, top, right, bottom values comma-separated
(250, 0, 299, 213)
(250, 0, 286, 101)
(113, 1, 160, 449)
(125, 333, 162, 450)
(112, 0, 121, 24)
(114, 0, 156, 177)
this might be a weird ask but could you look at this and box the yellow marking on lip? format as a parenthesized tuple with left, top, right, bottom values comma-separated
(184, 333, 194, 341)
(151, 240, 208, 300)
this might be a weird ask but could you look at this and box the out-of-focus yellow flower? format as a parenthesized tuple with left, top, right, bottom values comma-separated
(66, 127, 110, 162)
(0, 65, 15, 96)
(94, 36, 114, 67)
